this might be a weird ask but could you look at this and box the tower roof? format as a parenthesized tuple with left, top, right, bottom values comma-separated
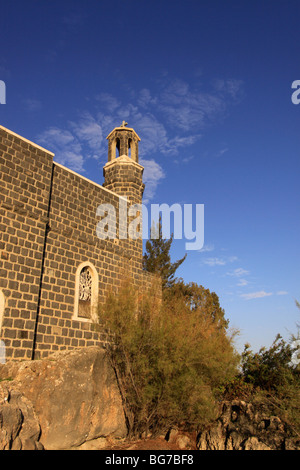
(106, 123, 141, 142)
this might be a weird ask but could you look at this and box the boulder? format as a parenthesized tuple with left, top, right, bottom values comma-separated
(0, 347, 127, 450)
(0, 383, 42, 450)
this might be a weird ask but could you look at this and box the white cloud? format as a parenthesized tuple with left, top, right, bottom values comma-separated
(182, 155, 195, 164)
(276, 291, 288, 296)
(203, 257, 226, 266)
(37, 127, 85, 172)
(199, 244, 214, 253)
(22, 98, 42, 111)
(216, 147, 228, 157)
(237, 279, 249, 287)
(212, 78, 244, 101)
(240, 291, 273, 300)
(96, 93, 121, 112)
(157, 77, 243, 132)
(140, 158, 165, 203)
(163, 134, 201, 155)
(137, 88, 157, 108)
(228, 256, 238, 263)
(70, 114, 103, 157)
(227, 267, 250, 277)
(131, 113, 169, 156)
(203, 255, 237, 266)
(36, 75, 243, 200)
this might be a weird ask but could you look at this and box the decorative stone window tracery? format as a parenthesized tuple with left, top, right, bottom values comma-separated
(78, 266, 92, 319)
(73, 262, 98, 323)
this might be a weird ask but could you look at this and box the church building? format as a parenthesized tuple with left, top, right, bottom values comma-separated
(0, 122, 155, 360)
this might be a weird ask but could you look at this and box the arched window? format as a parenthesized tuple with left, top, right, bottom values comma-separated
(73, 262, 98, 323)
(116, 138, 121, 157)
(128, 138, 132, 158)
(128, 138, 137, 161)
(109, 137, 121, 161)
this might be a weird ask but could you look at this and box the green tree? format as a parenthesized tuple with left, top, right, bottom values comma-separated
(239, 333, 300, 434)
(143, 215, 186, 289)
(240, 334, 295, 391)
(143, 217, 229, 329)
(240, 300, 300, 390)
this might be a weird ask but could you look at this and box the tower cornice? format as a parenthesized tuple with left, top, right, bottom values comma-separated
(106, 127, 141, 142)
(103, 155, 144, 171)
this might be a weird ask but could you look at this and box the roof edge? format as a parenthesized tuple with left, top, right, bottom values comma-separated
(106, 126, 141, 141)
(53, 161, 128, 201)
(0, 125, 55, 156)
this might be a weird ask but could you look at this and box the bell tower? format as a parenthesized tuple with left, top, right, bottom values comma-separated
(103, 122, 145, 205)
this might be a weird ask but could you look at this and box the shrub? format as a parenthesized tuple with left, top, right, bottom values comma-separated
(101, 280, 239, 437)
(240, 334, 296, 391)
(237, 333, 300, 435)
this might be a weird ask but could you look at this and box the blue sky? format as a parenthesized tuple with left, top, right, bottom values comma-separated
(1, 0, 300, 352)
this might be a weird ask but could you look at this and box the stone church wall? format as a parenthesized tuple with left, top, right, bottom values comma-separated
(0, 125, 155, 361)
(0, 126, 54, 360)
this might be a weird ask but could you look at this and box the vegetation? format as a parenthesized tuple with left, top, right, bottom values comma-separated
(102, 221, 299, 438)
(223, 304, 300, 435)
(164, 279, 230, 330)
(142, 216, 186, 290)
(102, 280, 239, 437)
(240, 334, 297, 391)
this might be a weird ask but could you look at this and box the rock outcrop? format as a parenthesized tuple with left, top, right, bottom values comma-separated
(0, 347, 127, 450)
(0, 382, 42, 450)
(1, 349, 299, 451)
(197, 400, 300, 450)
